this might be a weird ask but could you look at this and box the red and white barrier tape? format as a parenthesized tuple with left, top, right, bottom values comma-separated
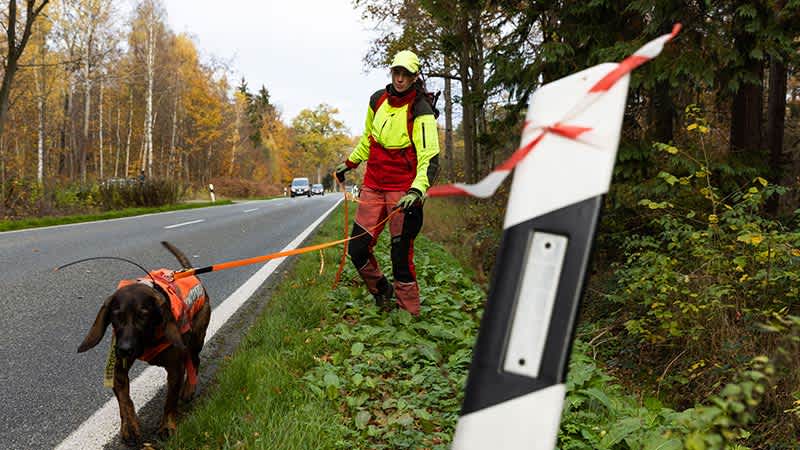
(426, 24, 681, 199)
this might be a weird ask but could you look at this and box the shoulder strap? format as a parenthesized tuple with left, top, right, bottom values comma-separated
(406, 90, 419, 144)
(374, 91, 389, 112)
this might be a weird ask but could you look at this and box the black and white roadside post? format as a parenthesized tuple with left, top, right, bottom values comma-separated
(449, 26, 680, 450)
(208, 183, 215, 203)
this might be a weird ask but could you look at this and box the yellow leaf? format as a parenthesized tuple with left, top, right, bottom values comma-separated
(687, 123, 698, 131)
(739, 274, 749, 282)
(754, 177, 768, 187)
(698, 125, 709, 134)
(708, 214, 718, 224)
(791, 249, 800, 257)
(750, 235, 763, 245)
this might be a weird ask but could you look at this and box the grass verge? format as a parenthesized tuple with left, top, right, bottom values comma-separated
(0, 200, 233, 232)
(164, 198, 770, 449)
(163, 202, 485, 449)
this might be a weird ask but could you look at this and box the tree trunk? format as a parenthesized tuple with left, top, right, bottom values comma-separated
(471, 18, 486, 175)
(729, 20, 763, 155)
(35, 46, 46, 185)
(0, 0, 51, 145)
(125, 89, 133, 177)
(730, 76, 763, 154)
(114, 101, 120, 177)
(230, 99, 239, 176)
(459, 14, 476, 183)
(81, 25, 92, 183)
(59, 81, 69, 177)
(139, 132, 145, 172)
(650, 79, 674, 144)
(765, 56, 788, 214)
(1, 139, 5, 211)
(98, 78, 104, 179)
(444, 68, 453, 181)
(144, 16, 155, 177)
(68, 81, 76, 179)
(0, 50, 20, 153)
(170, 91, 178, 177)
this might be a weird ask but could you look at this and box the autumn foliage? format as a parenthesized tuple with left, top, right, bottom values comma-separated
(0, 0, 352, 218)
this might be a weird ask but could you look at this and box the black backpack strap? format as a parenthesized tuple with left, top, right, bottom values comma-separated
(411, 88, 438, 119)
(370, 89, 389, 112)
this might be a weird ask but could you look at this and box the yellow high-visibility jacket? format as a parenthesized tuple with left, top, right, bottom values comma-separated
(345, 86, 440, 194)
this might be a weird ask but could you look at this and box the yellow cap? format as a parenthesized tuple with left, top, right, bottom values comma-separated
(390, 50, 420, 74)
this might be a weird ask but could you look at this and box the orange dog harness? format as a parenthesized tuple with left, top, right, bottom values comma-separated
(117, 268, 206, 385)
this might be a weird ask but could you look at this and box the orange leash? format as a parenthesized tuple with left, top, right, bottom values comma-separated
(332, 180, 350, 288)
(173, 182, 400, 281)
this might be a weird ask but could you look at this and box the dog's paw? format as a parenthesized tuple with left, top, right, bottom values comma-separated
(157, 415, 178, 440)
(120, 420, 142, 447)
(120, 431, 141, 448)
(179, 382, 196, 403)
(156, 425, 176, 441)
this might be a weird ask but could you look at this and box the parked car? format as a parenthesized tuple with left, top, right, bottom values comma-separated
(311, 183, 324, 196)
(290, 177, 311, 197)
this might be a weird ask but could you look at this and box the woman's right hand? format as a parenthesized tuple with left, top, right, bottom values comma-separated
(335, 163, 350, 182)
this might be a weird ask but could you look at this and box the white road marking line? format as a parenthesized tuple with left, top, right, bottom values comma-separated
(243, 208, 258, 213)
(164, 219, 205, 229)
(55, 198, 343, 450)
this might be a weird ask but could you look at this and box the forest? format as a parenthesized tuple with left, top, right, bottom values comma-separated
(1, 0, 799, 448)
(0, 0, 354, 217)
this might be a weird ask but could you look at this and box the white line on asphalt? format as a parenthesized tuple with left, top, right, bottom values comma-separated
(243, 208, 258, 213)
(55, 198, 342, 450)
(164, 219, 205, 229)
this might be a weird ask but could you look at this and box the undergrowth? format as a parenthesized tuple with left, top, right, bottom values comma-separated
(165, 184, 788, 449)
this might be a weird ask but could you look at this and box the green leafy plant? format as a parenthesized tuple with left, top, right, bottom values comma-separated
(590, 107, 799, 445)
(303, 235, 483, 449)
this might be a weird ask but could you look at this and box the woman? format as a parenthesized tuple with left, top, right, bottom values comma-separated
(335, 50, 440, 316)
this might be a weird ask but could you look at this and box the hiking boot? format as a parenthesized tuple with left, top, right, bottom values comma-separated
(373, 283, 395, 312)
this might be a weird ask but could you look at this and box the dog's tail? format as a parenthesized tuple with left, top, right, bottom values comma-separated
(162, 241, 193, 269)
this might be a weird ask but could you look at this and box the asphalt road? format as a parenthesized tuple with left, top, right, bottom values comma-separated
(0, 195, 341, 449)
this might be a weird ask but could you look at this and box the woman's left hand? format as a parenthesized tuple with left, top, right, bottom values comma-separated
(396, 190, 421, 211)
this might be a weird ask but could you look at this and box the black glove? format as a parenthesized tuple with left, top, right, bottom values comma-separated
(335, 162, 350, 182)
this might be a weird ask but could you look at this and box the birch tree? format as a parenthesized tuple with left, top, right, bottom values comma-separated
(32, 12, 53, 184)
(134, 0, 164, 177)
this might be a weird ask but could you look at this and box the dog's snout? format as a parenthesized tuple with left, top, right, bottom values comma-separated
(116, 336, 136, 357)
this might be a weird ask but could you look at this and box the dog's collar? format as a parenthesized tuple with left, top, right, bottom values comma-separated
(135, 278, 169, 301)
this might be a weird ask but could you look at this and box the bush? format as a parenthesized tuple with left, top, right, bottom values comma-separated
(208, 176, 281, 198)
(561, 339, 775, 450)
(589, 114, 800, 445)
(97, 178, 185, 210)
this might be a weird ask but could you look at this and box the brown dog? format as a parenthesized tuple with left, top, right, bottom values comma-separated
(77, 241, 211, 446)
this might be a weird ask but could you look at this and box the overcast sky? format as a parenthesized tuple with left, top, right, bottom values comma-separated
(161, 0, 391, 136)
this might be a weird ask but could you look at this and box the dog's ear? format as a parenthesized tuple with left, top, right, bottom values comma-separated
(78, 296, 113, 353)
(154, 294, 186, 352)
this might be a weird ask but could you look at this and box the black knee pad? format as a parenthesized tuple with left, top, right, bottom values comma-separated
(391, 236, 414, 282)
(402, 205, 423, 238)
(348, 223, 372, 268)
